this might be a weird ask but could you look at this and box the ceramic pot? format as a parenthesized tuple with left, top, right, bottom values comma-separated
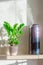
(9, 45, 18, 56)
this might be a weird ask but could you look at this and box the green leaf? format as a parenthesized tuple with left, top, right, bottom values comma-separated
(3, 21, 13, 36)
(13, 23, 18, 29)
(19, 30, 23, 35)
(13, 23, 18, 36)
(14, 38, 19, 45)
(18, 23, 24, 31)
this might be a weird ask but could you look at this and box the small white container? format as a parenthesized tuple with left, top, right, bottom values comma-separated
(9, 45, 18, 56)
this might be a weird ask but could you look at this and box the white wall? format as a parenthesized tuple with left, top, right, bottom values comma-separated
(27, 0, 38, 23)
(0, 0, 27, 27)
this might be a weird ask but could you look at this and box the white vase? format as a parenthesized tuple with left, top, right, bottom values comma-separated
(9, 45, 18, 56)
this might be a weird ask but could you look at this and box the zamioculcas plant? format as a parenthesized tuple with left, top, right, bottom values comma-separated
(3, 21, 24, 55)
(3, 21, 24, 45)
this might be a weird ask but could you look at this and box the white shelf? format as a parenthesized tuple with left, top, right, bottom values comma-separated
(0, 55, 43, 59)
(7, 55, 39, 59)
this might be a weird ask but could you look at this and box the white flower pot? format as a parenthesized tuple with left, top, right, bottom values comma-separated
(9, 45, 18, 56)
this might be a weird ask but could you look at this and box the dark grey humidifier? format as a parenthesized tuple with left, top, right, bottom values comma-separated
(31, 24, 40, 55)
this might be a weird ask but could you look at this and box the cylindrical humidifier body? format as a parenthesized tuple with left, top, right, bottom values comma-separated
(31, 24, 40, 55)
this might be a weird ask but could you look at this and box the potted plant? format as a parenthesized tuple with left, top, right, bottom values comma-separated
(3, 21, 24, 55)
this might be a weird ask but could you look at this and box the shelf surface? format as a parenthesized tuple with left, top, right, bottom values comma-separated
(0, 55, 43, 59)
(7, 55, 39, 59)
